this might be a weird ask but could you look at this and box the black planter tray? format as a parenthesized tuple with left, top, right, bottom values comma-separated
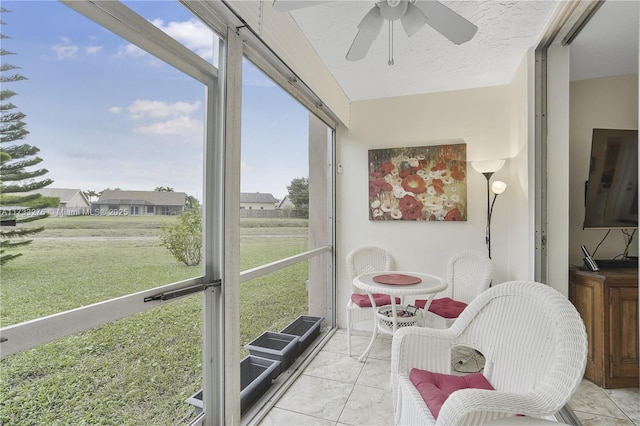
(280, 315, 324, 355)
(185, 355, 280, 415)
(245, 331, 299, 376)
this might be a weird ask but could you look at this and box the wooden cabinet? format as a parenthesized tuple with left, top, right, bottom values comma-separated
(569, 266, 638, 388)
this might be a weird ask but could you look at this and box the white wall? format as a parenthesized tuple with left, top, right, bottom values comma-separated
(546, 44, 572, 295)
(569, 74, 639, 265)
(507, 50, 536, 281)
(336, 74, 532, 327)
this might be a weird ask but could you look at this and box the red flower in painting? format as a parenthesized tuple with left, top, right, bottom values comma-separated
(431, 162, 447, 172)
(380, 161, 395, 175)
(401, 175, 427, 194)
(402, 207, 423, 220)
(369, 181, 381, 197)
(450, 165, 466, 181)
(369, 178, 392, 196)
(399, 195, 424, 220)
(429, 184, 444, 195)
(375, 178, 392, 192)
(399, 195, 421, 210)
(445, 208, 462, 221)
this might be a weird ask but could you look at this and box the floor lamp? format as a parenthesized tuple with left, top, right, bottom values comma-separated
(471, 160, 507, 259)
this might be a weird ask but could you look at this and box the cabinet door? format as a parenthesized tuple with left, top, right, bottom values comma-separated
(609, 287, 639, 385)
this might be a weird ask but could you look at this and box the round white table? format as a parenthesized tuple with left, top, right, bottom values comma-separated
(353, 271, 447, 362)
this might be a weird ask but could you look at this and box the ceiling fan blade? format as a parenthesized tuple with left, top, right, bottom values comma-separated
(272, 0, 327, 12)
(346, 5, 384, 61)
(413, 0, 477, 44)
(401, 3, 428, 37)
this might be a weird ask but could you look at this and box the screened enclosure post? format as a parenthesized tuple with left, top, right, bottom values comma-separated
(221, 26, 243, 425)
(202, 33, 226, 425)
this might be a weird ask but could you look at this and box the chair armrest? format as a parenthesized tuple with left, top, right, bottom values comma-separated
(436, 389, 554, 425)
(390, 326, 456, 397)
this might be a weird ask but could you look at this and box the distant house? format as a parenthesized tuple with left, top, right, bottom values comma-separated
(240, 192, 278, 210)
(94, 190, 186, 216)
(276, 195, 294, 210)
(23, 188, 91, 217)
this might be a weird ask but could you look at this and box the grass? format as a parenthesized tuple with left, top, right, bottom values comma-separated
(0, 215, 310, 425)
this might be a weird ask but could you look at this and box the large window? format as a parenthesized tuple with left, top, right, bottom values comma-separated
(0, 2, 216, 424)
(0, 1, 210, 327)
(1, 1, 335, 424)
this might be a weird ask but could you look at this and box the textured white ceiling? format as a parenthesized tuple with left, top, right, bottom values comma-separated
(283, 0, 638, 101)
(288, 1, 559, 100)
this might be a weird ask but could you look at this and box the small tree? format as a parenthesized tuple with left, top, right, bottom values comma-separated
(287, 176, 309, 218)
(0, 8, 57, 265)
(160, 207, 202, 266)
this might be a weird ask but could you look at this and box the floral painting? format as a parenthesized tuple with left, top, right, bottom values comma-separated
(368, 143, 467, 221)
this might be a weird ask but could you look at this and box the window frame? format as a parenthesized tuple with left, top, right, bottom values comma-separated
(1, 1, 338, 424)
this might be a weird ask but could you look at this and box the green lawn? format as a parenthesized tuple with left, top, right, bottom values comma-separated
(0, 216, 310, 425)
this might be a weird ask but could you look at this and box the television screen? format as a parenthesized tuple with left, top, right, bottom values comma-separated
(583, 128, 638, 229)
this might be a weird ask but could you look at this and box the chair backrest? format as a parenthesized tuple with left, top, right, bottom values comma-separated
(346, 246, 395, 291)
(447, 250, 492, 303)
(448, 281, 587, 415)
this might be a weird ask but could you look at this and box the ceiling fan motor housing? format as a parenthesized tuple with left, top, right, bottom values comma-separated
(379, 0, 409, 21)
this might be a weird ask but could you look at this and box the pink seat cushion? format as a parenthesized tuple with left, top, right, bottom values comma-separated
(351, 293, 401, 307)
(414, 297, 468, 319)
(409, 369, 494, 419)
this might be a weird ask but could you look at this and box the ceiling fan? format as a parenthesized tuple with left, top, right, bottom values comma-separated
(272, 0, 478, 64)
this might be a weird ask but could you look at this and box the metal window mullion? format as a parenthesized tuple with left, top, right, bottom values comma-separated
(60, 0, 215, 84)
(239, 246, 332, 283)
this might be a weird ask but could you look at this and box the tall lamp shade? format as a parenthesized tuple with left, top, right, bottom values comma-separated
(471, 159, 505, 174)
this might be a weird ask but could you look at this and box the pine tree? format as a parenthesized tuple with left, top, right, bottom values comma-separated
(0, 8, 57, 265)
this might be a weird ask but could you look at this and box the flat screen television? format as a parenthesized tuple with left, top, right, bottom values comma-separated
(583, 128, 638, 229)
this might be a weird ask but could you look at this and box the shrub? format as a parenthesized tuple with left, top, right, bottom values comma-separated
(160, 209, 202, 266)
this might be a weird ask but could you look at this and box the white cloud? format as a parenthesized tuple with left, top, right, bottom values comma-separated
(117, 43, 147, 58)
(85, 45, 103, 55)
(133, 115, 201, 136)
(108, 106, 122, 114)
(150, 18, 216, 61)
(52, 43, 78, 60)
(128, 99, 201, 120)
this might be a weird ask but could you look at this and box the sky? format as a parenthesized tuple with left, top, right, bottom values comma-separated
(2, 1, 311, 201)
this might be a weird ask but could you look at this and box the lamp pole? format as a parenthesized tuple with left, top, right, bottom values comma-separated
(482, 172, 494, 259)
(471, 159, 506, 261)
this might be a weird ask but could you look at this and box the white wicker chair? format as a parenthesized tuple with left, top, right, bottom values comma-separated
(391, 281, 588, 425)
(346, 246, 396, 356)
(415, 250, 492, 329)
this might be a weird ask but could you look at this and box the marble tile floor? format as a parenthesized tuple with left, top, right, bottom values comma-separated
(254, 329, 639, 426)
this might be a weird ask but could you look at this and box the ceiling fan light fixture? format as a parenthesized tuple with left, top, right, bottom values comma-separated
(401, 3, 427, 37)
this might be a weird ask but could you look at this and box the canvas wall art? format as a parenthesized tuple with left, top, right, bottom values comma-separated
(368, 143, 467, 221)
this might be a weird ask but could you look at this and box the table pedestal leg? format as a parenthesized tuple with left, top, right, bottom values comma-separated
(358, 293, 379, 362)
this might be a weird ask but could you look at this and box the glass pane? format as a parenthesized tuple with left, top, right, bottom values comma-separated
(240, 263, 310, 357)
(241, 59, 309, 226)
(0, 1, 211, 326)
(0, 296, 203, 425)
(122, 0, 220, 67)
(239, 58, 334, 362)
